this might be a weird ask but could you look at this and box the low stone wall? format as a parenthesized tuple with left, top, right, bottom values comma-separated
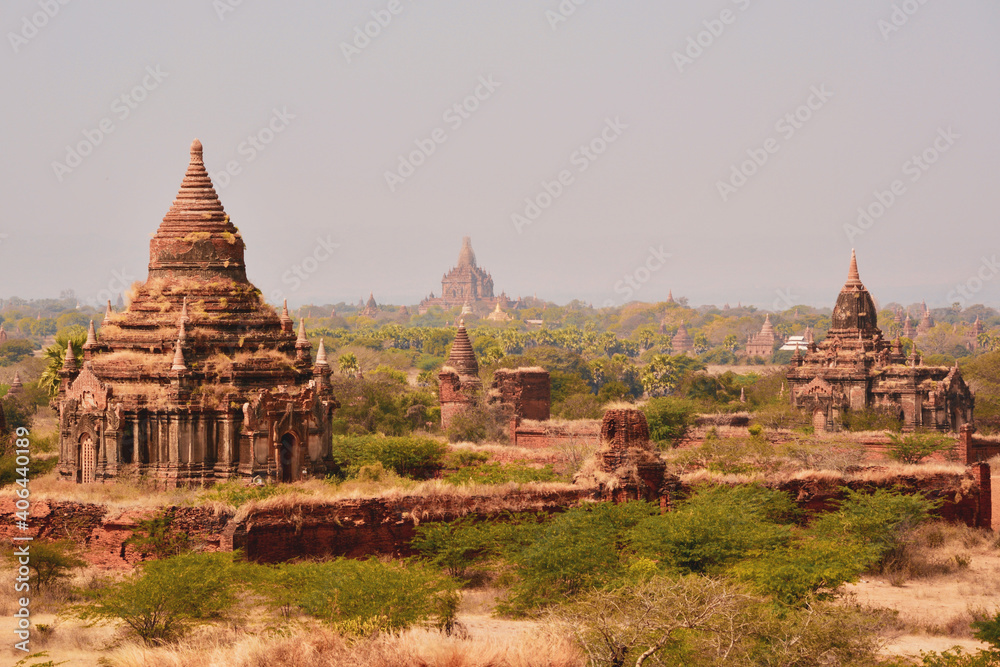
(512, 419, 601, 449)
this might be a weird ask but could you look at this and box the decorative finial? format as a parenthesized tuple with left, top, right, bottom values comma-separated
(85, 320, 97, 347)
(315, 338, 329, 366)
(296, 318, 308, 344)
(190, 138, 203, 156)
(178, 319, 187, 343)
(105, 300, 114, 321)
(64, 341, 77, 368)
(180, 297, 190, 323)
(171, 340, 187, 371)
(846, 248, 861, 285)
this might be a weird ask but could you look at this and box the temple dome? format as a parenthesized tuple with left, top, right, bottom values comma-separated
(829, 250, 880, 337)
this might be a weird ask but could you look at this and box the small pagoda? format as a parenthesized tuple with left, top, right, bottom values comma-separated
(57, 140, 338, 486)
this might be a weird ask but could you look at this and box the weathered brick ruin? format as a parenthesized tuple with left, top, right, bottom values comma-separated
(490, 367, 551, 422)
(787, 251, 974, 432)
(594, 408, 672, 504)
(56, 140, 338, 487)
(438, 323, 482, 430)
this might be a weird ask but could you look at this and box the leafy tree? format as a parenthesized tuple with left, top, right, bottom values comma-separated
(39, 326, 87, 398)
(338, 352, 359, 375)
(643, 397, 697, 447)
(125, 512, 192, 559)
(7, 540, 85, 594)
(329, 434, 447, 479)
(640, 354, 679, 397)
(0, 339, 35, 366)
(71, 552, 243, 645)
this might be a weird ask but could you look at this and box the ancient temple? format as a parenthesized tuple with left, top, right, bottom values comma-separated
(745, 314, 777, 359)
(917, 302, 935, 335)
(671, 322, 694, 355)
(360, 292, 379, 318)
(438, 323, 482, 429)
(419, 237, 505, 313)
(787, 251, 973, 432)
(968, 316, 984, 351)
(56, 140, 338, 486)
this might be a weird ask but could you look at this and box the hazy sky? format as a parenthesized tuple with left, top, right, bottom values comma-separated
(2, 1, 998, 311)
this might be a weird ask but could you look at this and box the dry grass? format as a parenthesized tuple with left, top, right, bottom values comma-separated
(848, 521, 1000, 646)
(97, 623, 583, 667)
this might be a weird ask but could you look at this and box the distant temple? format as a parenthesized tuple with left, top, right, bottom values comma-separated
(360, 292, 379, 318)
(745, 314, 777, 359)
(419, 237, 512, 314)
(787, 251, 973, 433)
(56, 140, 338, 486)
(671, 322, 694, 355)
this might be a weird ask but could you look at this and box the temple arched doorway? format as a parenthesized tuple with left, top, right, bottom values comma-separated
(279, 432, 296, 482)
(79, 434, 96, 483)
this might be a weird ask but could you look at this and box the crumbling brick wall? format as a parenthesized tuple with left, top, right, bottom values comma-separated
(492, 367, 550, 422)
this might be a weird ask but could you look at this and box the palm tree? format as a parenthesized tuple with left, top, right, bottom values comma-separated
(338, 352, 359, 376)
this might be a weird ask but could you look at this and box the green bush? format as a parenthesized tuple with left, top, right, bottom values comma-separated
(628, 485, 796, 574)
(201, 479, 297, 507)
(444, 400, 509, 444)
(329, 434, 447, 480)
(251, 558, 457, 634)
(734, 536, 869, 604)
(6, 539, 84, 594)
(443, 462, 564, 486)
(504, 502, 657, 611)
(71, 552, 243, 645)
(842, 406, 904, 432)
(125, 511, 192, 559)
(0, 454, 57, 488)
(412, 513, 542, 577)
(886, 432, 955, 464)
(810, 487, 937, 569)
(643, 397, 697, 447)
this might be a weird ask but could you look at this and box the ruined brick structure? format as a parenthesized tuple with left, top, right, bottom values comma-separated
(419, 237, 512, 313)
(438, 324, 482, 429)
(671, 322, 694, 355)
(56, 140, 338, 487)
(594, 408, 670, 503)
(787, 251, 974, 433)
(490, 368, 551, 422)
(745, 314, 777, 359)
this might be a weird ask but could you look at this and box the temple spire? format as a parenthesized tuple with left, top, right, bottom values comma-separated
(171, 340, 187, 371)
(85, 320, 97, 347)
(446, 322, 479, 376)
(296, 318, 308, 345)
(105, 300, 114, 321)
(315, 338, 329, 367)
(180, 297, 190, 323)
(845, 248, 862, 287)
(280, 299, 293, 332)
(63, 340, 77, 369)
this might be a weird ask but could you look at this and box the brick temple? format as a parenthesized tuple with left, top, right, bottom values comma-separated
(787, 251, 973, 432)
(56, 140, 338, 486)
(419, 237, 513, 313)
(745, 314, 777, 359)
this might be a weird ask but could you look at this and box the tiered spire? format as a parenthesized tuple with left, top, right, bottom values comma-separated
(845, 248, 862, 288)
(314, 338, 329, 368)
(63, 341, 77, 371)
(104, 300, 114, 321)
(171, 340, 187, 371)
(280, 299, 293, 332)
(446, 323, 479, 376)
(159, 139, 229, 232)
(457, 236, 477, 268)
(85, 320, 98, 347)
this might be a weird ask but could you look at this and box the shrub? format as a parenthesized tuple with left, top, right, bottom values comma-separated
(735, 536, 869, 604)
(7, 540, 85, 594)
(444, 400, 509, 444)
(201, 479, 296, 507)
(886, 432, 955, 464)
(443, 462, 564, 486)
(252, 558, 458, 634)
(628, 485, 796, 574)
(71, 552, 243, 644)
(505, 502, 658, 611)
(329, 434, 447, 480)
(643, 397, 697, 447)
(552, 393, 603, 419)
(125, 511, 192, 559)
(810, 488, 937, 569)
(841, 406, 904, 432)
(412, 513, 543, 578)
